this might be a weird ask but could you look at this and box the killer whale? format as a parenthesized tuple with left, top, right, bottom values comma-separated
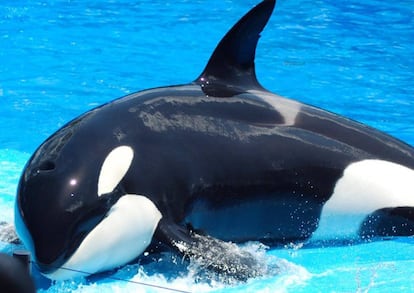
(14, 0, 414, 281)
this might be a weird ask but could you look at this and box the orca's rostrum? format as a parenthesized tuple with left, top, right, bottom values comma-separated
(15, 0, 414, 281)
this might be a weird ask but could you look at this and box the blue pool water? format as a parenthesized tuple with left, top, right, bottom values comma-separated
(1, 0, 414, 292)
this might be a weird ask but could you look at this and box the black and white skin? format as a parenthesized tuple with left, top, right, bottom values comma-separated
(13, 0, 414, 280)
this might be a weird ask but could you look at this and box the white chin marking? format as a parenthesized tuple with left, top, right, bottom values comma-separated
(98, 145, 134, 196)
(312, 159, 414, 240)
(44, 194, 162, 280)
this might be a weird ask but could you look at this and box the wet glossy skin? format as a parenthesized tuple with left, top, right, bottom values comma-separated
(15, 0, 414, 275)
(16, 82, 414, 271)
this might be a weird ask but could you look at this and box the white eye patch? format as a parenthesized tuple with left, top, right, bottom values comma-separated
(98, 146, 134, 196)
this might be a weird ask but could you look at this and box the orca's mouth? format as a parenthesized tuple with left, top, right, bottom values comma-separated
(36, 194, 162, 281)
(35, 230, 90, 274)
(22, 185, 125, 277)
(32, 202, 114, 275)
(34, 192, 126, 277)
(36, 255, 65, 275)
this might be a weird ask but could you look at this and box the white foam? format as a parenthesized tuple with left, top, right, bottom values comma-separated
(41, 243, 310, 293)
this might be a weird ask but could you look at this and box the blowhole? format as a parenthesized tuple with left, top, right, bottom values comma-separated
(38, 161, 56, 171)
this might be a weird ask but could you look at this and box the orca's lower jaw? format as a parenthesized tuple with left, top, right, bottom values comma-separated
(41, 194, 162, 280)
(15, 198, 64, 275)
(35, 258, 64, 276)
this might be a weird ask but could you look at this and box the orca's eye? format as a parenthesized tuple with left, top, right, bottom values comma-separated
(38, 161, 56, 172)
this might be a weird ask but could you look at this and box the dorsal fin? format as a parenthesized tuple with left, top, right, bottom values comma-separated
(195, 0, 276, 95)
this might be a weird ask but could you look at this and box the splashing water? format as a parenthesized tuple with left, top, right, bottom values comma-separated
(1, 0, 414, 291)
(37, 242, 310, 293)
